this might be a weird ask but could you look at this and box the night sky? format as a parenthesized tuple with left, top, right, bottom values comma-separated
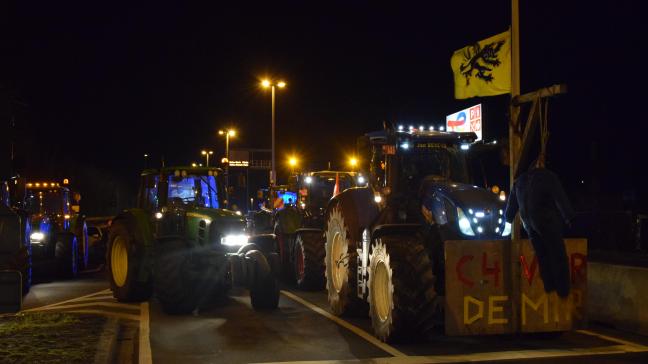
(5, 1, 647, 213)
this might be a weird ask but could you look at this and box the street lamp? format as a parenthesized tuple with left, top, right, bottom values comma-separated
(288, 156, 298, 175)
(218, 128, 236, 201)
(218, 129, 236, 165)
(201, 150, 213, 167)
(348, 157, 358, 171)
(261, 78, 287, 185)
(144, 154, 149, 168)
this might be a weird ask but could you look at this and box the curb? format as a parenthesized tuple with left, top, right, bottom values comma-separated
(94, 317, 119, 364)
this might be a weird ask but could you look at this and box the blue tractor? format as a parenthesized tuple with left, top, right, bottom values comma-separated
(322, 125, 509, 341)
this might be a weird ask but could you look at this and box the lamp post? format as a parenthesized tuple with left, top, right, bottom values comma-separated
(201, 150, 213, 167)
(218, 129, 236, 201)
(261, 79, 286, 185)
(144, 154, 149, 168)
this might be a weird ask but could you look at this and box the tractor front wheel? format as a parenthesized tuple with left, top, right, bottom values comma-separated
(294, 231, 325, 291)
(367, 235, 441, 342)
(246, 250, 280, 310)
(154, 239, 200, 314)
(55, 233, 78, 279)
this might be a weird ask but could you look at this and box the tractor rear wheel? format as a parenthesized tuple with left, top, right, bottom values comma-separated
(325, 206, 364, 316)
(294, 231, 325, 291)
(106, 220, 152, 302)
(154, 239, 200, 314)
(368, 234, 441, 342)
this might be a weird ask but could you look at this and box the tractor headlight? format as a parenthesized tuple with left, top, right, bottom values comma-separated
(357, 176, 365, 184)
(30, 231, 45, 243)
(502, 222, 512, 237)
(221, 234, 249, 246)
(456, 207, 475, 236)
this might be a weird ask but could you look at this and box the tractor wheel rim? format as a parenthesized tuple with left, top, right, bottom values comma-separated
(373, 261, 391, 322)
(296, 244, 305, 280)
(111, 237, 128, 287)
(331, 232, 346, 293)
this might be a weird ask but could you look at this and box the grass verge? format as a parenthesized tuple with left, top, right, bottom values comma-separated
(0, 312, 106, 364)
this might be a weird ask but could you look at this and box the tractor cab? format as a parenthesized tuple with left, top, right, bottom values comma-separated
(360, 127, 509, 241)
(138, 167, 246, 251)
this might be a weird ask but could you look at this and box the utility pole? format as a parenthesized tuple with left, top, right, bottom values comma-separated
(510, 0, 522, 240)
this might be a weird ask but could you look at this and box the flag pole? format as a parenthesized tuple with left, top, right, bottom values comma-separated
(509, 0, 522, 240)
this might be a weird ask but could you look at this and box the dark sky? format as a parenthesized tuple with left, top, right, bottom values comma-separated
(5, 1, 647, 210)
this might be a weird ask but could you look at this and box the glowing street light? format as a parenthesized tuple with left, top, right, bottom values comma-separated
(288, 156, 298, 175)
(348, 157, 358, 171)
(201, 150, 213, 167)
(261, 78, 287, 185)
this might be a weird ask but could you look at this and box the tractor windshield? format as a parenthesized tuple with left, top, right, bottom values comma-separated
(308, 175, 354, 208)
(167, 175, 220, 208)
(398, 144, 469, 185)
(25, 189, 64, 214)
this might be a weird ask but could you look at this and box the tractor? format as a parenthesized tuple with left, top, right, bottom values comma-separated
(106, 166, 279, 314)
(0, 178, 32, 294)
(322, 124, 588, 343)
(275, 171, 363, 290)
(23, 180, 88, 279)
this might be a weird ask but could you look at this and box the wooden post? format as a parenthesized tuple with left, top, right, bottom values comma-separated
(509, 0, 522, 240)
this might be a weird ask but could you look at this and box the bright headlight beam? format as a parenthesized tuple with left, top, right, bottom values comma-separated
(502, 222, 512, 236)
(30, 232, 45, 242)
(221, 234, 249, 246)
(456, 207, 475, 236)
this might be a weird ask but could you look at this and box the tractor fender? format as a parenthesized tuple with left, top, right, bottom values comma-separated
(110, 208, 155, 283)
(327, 186, 379, 242)
(371, 224, 422, 241)
(248, 234, 276, 255)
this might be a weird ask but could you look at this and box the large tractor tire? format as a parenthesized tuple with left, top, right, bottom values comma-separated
(55, 233, 78, 279)
(324, 205, 364, 316)
(106, 220, 152, 302)
(367, 235, 442, 342)
(154, 238, 201, 314)
(246, 249, 280, 310)
(294, 230, 325, 291)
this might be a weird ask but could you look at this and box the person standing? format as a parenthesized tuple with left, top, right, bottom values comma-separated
(505, 156, 575, 297)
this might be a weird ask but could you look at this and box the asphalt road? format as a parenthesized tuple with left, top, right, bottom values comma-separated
(19, 272, 648, 363)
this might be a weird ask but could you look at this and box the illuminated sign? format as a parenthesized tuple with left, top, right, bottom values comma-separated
(229, 161, 249, 167)
(446, 104, 482, 141)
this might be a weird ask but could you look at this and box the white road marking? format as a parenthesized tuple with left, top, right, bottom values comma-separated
(280, 290, 407, 357)
(577, 329, 648, 351)
(139, 302, 153, 364)
(279, 290, 648, 364)
(22, 288, 112, 312)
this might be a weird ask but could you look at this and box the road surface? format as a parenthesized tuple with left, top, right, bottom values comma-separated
(19, 272, 648, 363)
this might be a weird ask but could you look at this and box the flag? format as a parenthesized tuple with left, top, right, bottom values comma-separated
(332, 173, 340, 197)
(451, 30, 511, 99)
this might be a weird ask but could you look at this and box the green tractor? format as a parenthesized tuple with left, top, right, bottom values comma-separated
(106, 166, 279, 314)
